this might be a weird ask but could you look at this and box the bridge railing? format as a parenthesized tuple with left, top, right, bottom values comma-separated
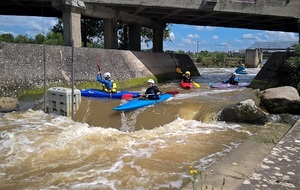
(247, 41, 298, 50)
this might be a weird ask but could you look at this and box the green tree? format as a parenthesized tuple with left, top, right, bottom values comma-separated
(177, 50, 185, 54)
(44, 32, 63, 45)
(35, 34, 47, 44)
(0, 33, 14, 42)
(117, 23, 173, 50)
(14, 34, 30, 43)
(215, 52, 227, 67)
(285, 43, 300, 92)
(52, 19, 63, 34)
(196, 54, 204, 63)
(140, 24, 173, 48)
(210, 54, 218, 66)
(52, 18, 173, 49)
(52, 18, 104, 47)
(118, 23, 129, 50)
(81, 19, 104, 47)
(199, 50, 210, 57)
(197, 51, 211, 63)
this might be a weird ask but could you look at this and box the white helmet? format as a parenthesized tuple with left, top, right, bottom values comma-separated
(147, 79, 155, 84)
(103, 72, 111, 78)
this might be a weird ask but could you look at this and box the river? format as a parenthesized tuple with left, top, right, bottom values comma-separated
(0, 68, 264, 190)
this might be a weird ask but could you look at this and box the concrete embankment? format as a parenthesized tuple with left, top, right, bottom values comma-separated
(0, 42, 199, 97)
(182, 120, 299, 190)
(249, 51, 297, 91)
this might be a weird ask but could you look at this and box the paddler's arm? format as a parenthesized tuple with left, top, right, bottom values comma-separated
(97, 71, 103, 79)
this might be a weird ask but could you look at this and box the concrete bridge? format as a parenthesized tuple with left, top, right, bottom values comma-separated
(0, 0, 299, 50)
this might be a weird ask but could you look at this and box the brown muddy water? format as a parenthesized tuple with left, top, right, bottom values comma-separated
(0, 68, 273, 190)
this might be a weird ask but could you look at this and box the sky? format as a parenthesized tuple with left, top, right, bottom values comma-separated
(0, 15, 298, 53)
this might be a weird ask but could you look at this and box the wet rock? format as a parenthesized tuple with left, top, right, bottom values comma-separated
(0, 97, 19, 112)
(267, 114, 300, 126)
(259, 86, 300, 114)
(219, 99, 268, 124)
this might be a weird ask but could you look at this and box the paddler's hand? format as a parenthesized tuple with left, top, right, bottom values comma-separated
(139, 93, 147, 99)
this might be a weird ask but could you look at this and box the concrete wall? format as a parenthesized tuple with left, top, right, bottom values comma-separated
(249, 52, 297, 91)
(245, 49, 263, 68)
(0, 42, 199, 97)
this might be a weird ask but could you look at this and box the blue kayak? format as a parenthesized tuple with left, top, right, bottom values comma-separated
(235, 66, 247, 74)
(235, 70, 248, 74)
(80, 88, 140, 99)
(113, 94, 173, 111)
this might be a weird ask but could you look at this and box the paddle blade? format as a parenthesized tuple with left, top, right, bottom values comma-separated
(175, 67, 182, 74)
(165, 90, 179, 95)
(193, 81, 200, 88)
(121, 94, 134, 100)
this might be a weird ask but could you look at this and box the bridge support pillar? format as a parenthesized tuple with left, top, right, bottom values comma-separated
(245, 48, 263, 68)
(129, 24, 141, 51)
(153, 28, 163, 52)
(104, 19, 118, 49)
(62, 11, 82, 47)
(52, 0, 85, 47)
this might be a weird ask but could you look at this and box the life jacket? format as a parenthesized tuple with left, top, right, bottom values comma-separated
(145, 86, 160, 100)
(229, 77, 238, 85)
(182, 74, 191, 83)
(102, 80, 117, 93)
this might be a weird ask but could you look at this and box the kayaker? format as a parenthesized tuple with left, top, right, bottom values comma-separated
(181, 71, 192, 83)
(222, 72, 239, 85)
(97, 71, 117, 93)
(141, 79, 162, 100)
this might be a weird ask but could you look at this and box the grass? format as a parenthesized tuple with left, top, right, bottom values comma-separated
(16, 76, 157, 100)
(242, 122, 292, 146)
(185, 165, 225, 190)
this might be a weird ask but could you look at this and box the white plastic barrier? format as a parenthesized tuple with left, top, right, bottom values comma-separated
(48, 87, 81, 117)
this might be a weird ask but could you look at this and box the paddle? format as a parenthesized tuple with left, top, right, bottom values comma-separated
(209, 81, 221, 88)
(209, 75, 231, 87)
(121, 90, 179, 100)
(192, 81, 200, 88)
(175, 67, 200, 88)
(96, 59, 102, 79)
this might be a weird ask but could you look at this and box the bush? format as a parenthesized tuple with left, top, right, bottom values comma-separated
(285, 43, 300, 92)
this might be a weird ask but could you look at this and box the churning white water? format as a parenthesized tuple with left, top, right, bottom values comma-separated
(0, 68, 262, 190)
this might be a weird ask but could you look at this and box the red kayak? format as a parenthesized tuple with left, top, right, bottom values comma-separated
(180, 81, 193, 89)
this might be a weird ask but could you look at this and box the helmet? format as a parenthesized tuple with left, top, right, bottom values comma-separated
(103, 72, 111, 78)
(185, 71, 190, 75)
(231, 72, 236, 76)
(147, 79, 155, 84)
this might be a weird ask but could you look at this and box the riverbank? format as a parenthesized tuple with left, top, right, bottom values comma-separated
(0, 42, 200, 97)
(182, 121, 294, 190)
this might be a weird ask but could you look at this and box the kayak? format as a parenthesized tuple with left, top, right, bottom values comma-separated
(113, 94, 173, 111)
(180, 81, 193, 89)
(210, 82, 250, 89)
(235, 67, 247, 74)
(80, 88, 140, 99)
(235, 70, 248, 74)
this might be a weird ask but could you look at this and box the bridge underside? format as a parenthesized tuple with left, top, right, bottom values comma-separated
(0, 0, 298, 32)
(0, 0, 300, 52)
